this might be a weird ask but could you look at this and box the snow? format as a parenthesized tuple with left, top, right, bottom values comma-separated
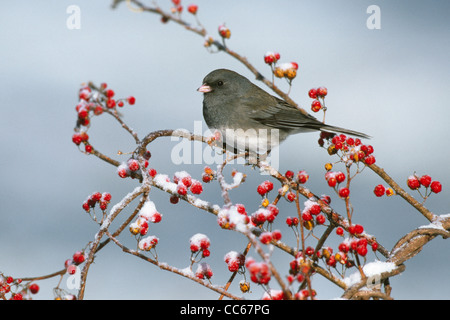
(138, 200, 158, 220)
(419, 213, 450, 231)
(153, 174, 177, 193)
(343, 260, 396, 287)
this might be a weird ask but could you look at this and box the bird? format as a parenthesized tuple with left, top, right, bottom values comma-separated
(197, 68, 370, 155)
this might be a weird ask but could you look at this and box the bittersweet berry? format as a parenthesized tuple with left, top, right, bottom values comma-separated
(407, 176, 420, 190)
(190, 180, 203, 194)
(317, 87, 328, 97)
(430, 181, 442, 193)
(311, 99, 322, 112)
(373, 184, 386, 197)
(29, 283, 39, 294)
(338, 187, 350, 199)
(419, 175, 431, 187)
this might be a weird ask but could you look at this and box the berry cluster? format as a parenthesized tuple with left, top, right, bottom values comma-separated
(190, 233, 211, 258)
(117, 151, 152, 179)
(258, 230, 282, 244)
(406, 174, 442, 200)
(0, 274, 40, 300)
(195, 262, 213, 280)
(218, 24, 231, 39)
(308, 87, 328, 113)
(73, 83, 135, 153)
(138, 236, 159, 251)
(262, 289, 284, 300)
(245, 258, 271, 285)
(82, 192, 112, 213)
(65, 251, 85, 276)
(170, 0, 183, 14)
(263, 51, 299, 82)
(201, 166, 216, 183)
(169, 171, 204, 204)
(373, 184, 394, 197)
(323, 134, 376, 168)
(217, 204, 250, 230)
(130, 200, 162, 238)
(301, 200, 326, 228)
(224, 251, 245, 272)
(251, 205, 279, 226)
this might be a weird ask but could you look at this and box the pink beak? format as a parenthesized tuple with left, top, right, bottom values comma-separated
(197, 84, 212, 93)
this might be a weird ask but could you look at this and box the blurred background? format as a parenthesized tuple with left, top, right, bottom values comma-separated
(0, 0, 449, 300)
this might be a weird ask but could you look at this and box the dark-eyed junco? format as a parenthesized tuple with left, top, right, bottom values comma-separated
(198, 69, 369, 154)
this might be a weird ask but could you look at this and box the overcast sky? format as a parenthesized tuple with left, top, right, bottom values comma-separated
(1, 0, 449, 300)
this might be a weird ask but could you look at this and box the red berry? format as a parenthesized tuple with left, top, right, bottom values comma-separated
(308, 88, 318, 99)
(72, 133, 82, 145)
(148, 168, 157, 178)
(357, 245, 368, 256)
(127, 159, 140, 172)
(257, 184, 267, 196)
(364, 155, 376, 165)
(316, 214, 326, 224)
(271, 230, 282, 241)
(187, 4, 198, 14)
(29, 283, 39, 294)
(335, 172, 346, 184)
(106, 89, 115, 98)
(419, 175, 432, 188)
(285, 170, 294, 179)
(327, 177, 337, 188)
(286, 192, 296, 202)
(169, 195, 179, 204)
(336, 227, 344, 236)
(354, 224, 364, 234)
(302, 211, 312, 221)
(73, 251, 85, 264)
(297, 170, 309, 184)
(127, 96, 136, 105)
(309, 204, 321, 215)
(430, 181, 442, 193)
(311, 99, 322, 112)
(371, 242, 379, 251)
(117, 101, 124, 107)
(202, 249, 210, 257)
(317, 87, 328, 97)
(106, 99, 116, 108)
(190, 181, 203, 194)
(338, 242, 349, 253)
(338, 187, 350, 198)
(259, 232, 273, 244)
(373, 184, 386, 197)
(407, 176, 420, 190)
(177, 184, 187, 196)
(12, 293, 23, 300)
(84, 144, 93, 153)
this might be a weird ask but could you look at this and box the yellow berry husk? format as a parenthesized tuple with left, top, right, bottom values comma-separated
(240, 281, 250, 293)
(273, 67, 285, 78)
(322, 248, 331, 259)
(262, 198, 269, 208)
(327, 145, 337, 155)
(285, 68, 297, 80)
(386, 188, 394, 196)
(129, 226, 140, 235)
(303, 220, 314, 230)
(325, 163, 333, 171)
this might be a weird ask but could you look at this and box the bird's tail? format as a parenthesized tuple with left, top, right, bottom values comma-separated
(321, 124, 371, 139)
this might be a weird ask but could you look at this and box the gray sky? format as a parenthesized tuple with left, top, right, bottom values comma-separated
(1, 0, 449, 300)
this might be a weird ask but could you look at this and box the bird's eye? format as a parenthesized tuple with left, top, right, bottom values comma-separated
(217, 80, 224, 86)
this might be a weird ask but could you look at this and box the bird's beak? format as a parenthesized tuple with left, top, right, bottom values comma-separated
(197, 84, 212, 93)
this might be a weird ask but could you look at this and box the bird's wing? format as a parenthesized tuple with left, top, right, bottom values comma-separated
(247, 96, 325, 131)
(245, 95, 371, 138)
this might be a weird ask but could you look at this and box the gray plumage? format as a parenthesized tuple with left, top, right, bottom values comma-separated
(198, 69, 369, 154)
